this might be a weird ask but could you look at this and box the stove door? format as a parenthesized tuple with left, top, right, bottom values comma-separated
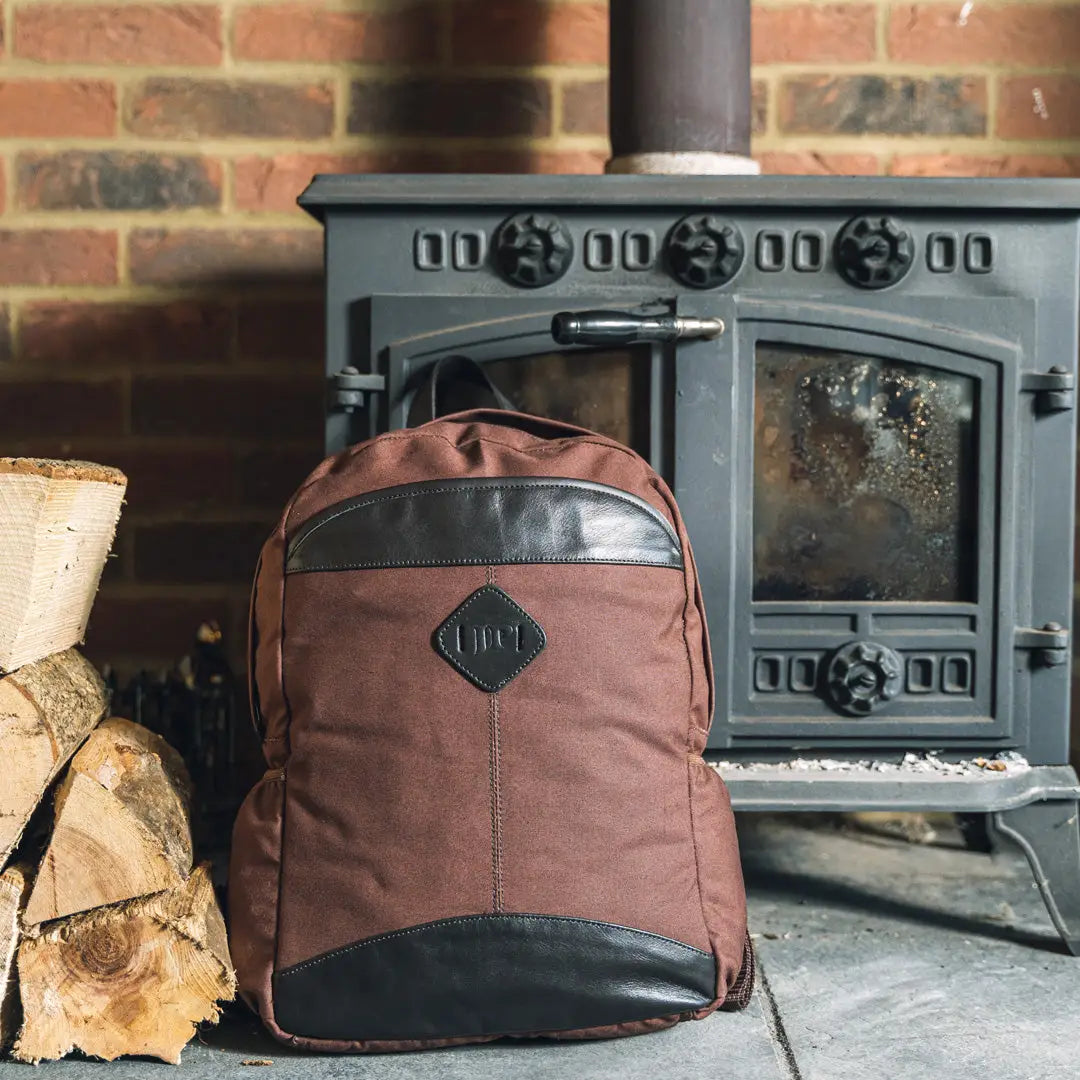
(360, 295, 676, 474)
(684, 297, 1029, 752)
(357, 293, 1052, 756)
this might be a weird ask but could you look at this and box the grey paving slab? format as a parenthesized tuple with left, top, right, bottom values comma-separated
(741, 815, 1080, 1080)
(0, 999, 782, 1079)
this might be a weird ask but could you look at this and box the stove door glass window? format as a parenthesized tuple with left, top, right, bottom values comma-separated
(753, 342, 978, 603)
(486, 347, 653, 456)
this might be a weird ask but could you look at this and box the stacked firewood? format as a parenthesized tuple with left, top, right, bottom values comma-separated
(0, 459, 235, 1064)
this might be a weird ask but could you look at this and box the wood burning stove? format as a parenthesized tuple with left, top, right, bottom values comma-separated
(300, 173, 1080, 952)
(297, 0, 1080, 953)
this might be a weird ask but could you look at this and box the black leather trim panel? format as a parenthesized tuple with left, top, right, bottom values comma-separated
(273, 913, 715, 1041)
(285, 476, 683, 573)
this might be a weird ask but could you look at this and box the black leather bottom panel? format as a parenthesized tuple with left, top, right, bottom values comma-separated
(273, 913, 716, 1041)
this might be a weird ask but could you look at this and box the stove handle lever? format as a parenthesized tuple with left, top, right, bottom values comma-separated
(551, 310, 724, 347)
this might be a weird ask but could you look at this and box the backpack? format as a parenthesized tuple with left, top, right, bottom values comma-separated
(229, 408, 753, 1052)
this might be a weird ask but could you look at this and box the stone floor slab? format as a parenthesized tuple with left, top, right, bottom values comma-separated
(0, 999, 783, 1079)
(741, 815, 1080, 1080)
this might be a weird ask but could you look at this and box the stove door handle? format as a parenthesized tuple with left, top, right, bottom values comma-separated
(551, 310, 724, 347)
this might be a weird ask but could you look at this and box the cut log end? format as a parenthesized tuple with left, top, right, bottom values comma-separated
(25, 718, 194, 925)
(0, 649, 107, 870)
(14, 865, 236, 1065)
(0, 864, 31, 1050)
(0, 459, 127, 486)
(0, 459, 127, 673)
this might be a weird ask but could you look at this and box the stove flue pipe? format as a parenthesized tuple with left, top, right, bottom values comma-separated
(606, 0, 759, 175)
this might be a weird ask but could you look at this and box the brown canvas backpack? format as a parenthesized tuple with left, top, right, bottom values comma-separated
(230, 408, 753, 1052)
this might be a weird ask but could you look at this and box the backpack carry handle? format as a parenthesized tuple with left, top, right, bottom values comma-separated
(419, 355, 600, 442)
(421, 355, 516, 421)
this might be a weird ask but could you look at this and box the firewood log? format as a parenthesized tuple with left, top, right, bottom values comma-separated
(0, 864, 31, 1049)
(13, 865, 235, 1064)
(24, 718, 193, 925)
(0, 649, 107, 869)
(0, 458, 126, 673)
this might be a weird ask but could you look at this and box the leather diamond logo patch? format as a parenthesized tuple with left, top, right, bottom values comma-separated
(434, 586, 546, 693)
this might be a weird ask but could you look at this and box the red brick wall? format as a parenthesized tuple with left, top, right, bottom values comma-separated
(0, 0, 1077, 677)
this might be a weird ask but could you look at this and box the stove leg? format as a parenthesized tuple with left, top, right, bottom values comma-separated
(993, 799, 1080, 956)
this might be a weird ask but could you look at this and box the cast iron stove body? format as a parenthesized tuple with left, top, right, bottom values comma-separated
(301, 172, 1080, 952)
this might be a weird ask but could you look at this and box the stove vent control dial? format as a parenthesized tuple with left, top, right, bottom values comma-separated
(494, 212, 574, 288)
(666, 214, 745, 289)
(835, 215, 914, 289)
(825, 640, 903, 716)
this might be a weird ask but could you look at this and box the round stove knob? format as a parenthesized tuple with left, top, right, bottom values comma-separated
(825, 641, 904, 716)
(493, 213, 574, 288)
(666, 214, 745, 289)
(834, 215, 914, 289)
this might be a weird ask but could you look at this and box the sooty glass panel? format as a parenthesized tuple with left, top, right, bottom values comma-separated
(754, 343, 978, 603)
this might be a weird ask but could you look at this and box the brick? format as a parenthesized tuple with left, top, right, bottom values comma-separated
(234, 2, 439, 62)
(0, 378, 125, 436)
(0, 230, 117, 286)
(757, 151, 880, 176)
(237, 297, 324, 362)
(234, 151, 448, 213)
(19, 301, 231, 367)
(4, 439, 236, 510)
(15, 4, 220, 64)
(891, 153, 1080, 178)
(999, 76, 1080, 140)
(454, 148, 607, 174)
(752, 80, 768, 137)
(17, 152, 221, 212)
(108, 446, 237, 510)
(562, 79, 606, 136)
(129, 228, 322, 286)
(349, 78, 551, 137)
(753, 5, 876, 63)
(889, 4, 1080, 66)
(452, 1, 607, 65)
(0, 305, 11, 363)
(132, 373, 323, 440)
(779, 76, 986, 136)
(127, 79, 333, 139)
(0, 81, 115, 137)
(86, 593, 236, 660)
(236, 444, 320, 509)
(134, 520, 272, 585)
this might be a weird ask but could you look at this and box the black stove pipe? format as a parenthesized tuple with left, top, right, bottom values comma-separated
(608, 0, 753, 169)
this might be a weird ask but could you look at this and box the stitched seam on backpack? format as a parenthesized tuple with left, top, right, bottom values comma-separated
(277, 915, 713, 978)
(289, 480, 680, 557)
(269, 509, 299, 1019)
(488, 692, 504, 913)
(292, 556, 684, 572)
(284, 424, 661, 536)
(435, 587, 544, 692)
(651, 474, 717, 965)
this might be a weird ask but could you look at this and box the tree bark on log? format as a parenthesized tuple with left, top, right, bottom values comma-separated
(24, 718, 194, 925)
(14, 865, 235, 1064)
(0, 458, 126, 673)
(0, 864, 30, 1050)
(0, 649, 107, 870)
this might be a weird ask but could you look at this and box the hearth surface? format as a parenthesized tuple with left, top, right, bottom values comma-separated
(4, 816, 1075, 1078)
